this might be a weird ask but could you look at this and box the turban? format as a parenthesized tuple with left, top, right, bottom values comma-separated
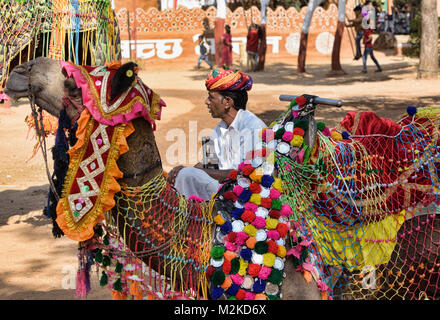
(205, 68, 253, 91)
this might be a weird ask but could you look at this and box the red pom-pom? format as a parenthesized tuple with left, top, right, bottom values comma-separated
(227, 232, 237, 243)
(236, 289, 246, 300)
(293, 127, 305, 136)
(260, 198, 272, 209)
(267, 240, 279, 254)
(242, 164, 254, 176)
(241, 210, 256, 223)
(224, 191, 238, 202)
(229, 170, 238, 180)
(295, 96, 307, 106)
(248, 264, 262, 277)
(269, 209, 281, 219)
(222, 259, 231, 274)
(276, 222, 289, 238)
(206, 265, 216, 279)
(249, 182, 262, 194)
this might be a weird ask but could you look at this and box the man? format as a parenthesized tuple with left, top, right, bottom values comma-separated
(167, 68, 266, 200)
(197, 35, 212, 69)
(346, 5, 364, 60)
(362, 20, 382, 73)
(246, 23, 260, 71)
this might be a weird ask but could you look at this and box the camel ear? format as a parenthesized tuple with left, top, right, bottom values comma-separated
(110, 62, 137, 101)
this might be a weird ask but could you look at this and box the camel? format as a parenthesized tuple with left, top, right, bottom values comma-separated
(6, 58, 440, 301)
(4, 57, 322, 300)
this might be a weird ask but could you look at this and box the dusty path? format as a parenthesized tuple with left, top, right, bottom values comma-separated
(0, 53, 439, 300)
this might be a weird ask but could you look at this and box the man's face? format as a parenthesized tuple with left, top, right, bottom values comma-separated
(205, 91, 230, 119)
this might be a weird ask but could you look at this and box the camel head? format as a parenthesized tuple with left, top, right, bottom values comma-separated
(5, 57, 67, 118)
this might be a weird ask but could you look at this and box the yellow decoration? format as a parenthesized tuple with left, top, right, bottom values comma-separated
(272, 178, 283, 192)
(249, 193, 262, 205)
(238, 259, 249, 276)
(277, 245, 287, 258)
(290, 135, 304, 147)
(249, 169, 264, 183)
(266, 152, 276, 165)
(243, 224, 257, 237)
(265, 218, 278, 230)
(263, 253, 276, 267)
(331, 130, 343, 141)
(213, 214, 226, 225)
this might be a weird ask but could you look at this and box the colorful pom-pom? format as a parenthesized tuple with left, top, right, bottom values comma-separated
(222, 259, 232, 274)
(266, 230, 280, 241)
(294, 119, 308, 130)
(252, 216, 267, 229)
(228, 169, 238, 180)
(238, 189, 252, 202)
(226, 284, 239, 296)
(331, 130, 342, 141)
(269, 188, 281, 199)
(211, 245, 225, 259)
(238, 259, 249, 276)
(407, 106, 417, 116)
(266, 218, 279, 230)
(275, 127, 286, 139)
(240, 248, 253, 261)
(235, 232, 249, 245)
(263, 253, 276, 267)
(280, 204, 292, 217)
(271, 198, 283, 210)
(232, 208, 245, 219)
(243, 224, 257, 237)
(267, 240, 279, 254)
(212, 270, 226, 286)
(268, 269, 283, 285)
(276, 223, 289, 238)
(316, 121, 326, 131)
(249, 193, 262, 205)
(253, 279, 267, 293)
(242, 164, 254, 176)
(258, 266, 272, 280)
(248, 263, 262, 277)
(224, 191, 238, 202)
(293, 127, 305, 136)
(211, 286, 224, 299)
(282, 131, 293, 142)
(230, 258, 240, 274)
(341, 131, 350, 140)
(214, 214, 226, 225)
(246, 236, 257, 249)
(294, 96, 307, 105)
(249, 169, 263, 183)
(249, 182, 262, 194)
(220, 221, 232, 234)
(244, 202, 258, 212)
(241, 210, 256, 223)
(236, 289, 246, 300)
(277, 245, 287, 258)
(233, 185, 244, 196)
(290, 135, 304, 147)
(260, 198, 272, 209)
(255, 241, 269, 254)
(269, 209, 281, 219)
(221, 276, 233, 290)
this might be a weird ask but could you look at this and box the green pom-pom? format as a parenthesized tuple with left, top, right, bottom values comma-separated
(115, 262, 123, 273)
(230, 258, 240, 274)
(271, 199, 283, 210)
(294, 119, 308, 130)
(268, 269, 283, 285)
(254, 241, 269, 254)
(289, 100, 297, 108)
(211, 270, 226, 286)
(228, 296, 237, 300)
(102, 255, 111, 267)
(275, 127, 286, 139)
(211, 245, 225, 260)
(267, 294, 280, 300)
(94, 251, 103, 263)
(113, 278, 123, 292)
(100, 271, 108, 287)
(316, 121, 326, 131)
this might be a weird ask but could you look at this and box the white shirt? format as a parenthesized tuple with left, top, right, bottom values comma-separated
(210, 109, 266, 170)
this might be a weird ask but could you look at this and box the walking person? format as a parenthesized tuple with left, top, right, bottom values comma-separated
(220, 24, 233, 69)
(197, 35, 212, 70)
(346, 5, 364, 60)
(362, 20, 382, 73)
(246, 23, 260, 71)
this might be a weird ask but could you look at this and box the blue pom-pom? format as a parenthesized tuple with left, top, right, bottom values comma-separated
(341, 131, 350, 140)
(407, 106, 417, 116)
(252, 279, 266, 293)
(232, 208, 245, 219)
(240, 248, 253, 261)
(211, 286, 224, 300)
(238, 189, 252, 202)
(261, 175, 275, 188)
(220, 221, 232, 234)
(226, 284, 239, 296)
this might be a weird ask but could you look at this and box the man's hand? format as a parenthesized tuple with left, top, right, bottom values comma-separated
(167, 165, 185, 186)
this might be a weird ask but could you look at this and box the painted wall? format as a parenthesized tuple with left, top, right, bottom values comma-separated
(113, 3, 356, 68)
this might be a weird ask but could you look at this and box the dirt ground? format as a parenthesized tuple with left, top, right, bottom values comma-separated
(0, 52, 439, 300)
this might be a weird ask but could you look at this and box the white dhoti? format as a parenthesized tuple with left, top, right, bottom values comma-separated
(174, 167, 221, 201)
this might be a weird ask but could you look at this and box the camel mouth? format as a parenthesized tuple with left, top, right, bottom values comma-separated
(4, 70, 30, 100)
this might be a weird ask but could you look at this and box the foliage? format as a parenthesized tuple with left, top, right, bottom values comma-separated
(403, 13, 440, 61)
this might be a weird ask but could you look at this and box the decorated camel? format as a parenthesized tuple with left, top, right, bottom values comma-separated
(5, 57, 440, 300)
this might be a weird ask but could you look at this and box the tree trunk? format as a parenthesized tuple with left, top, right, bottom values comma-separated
(329, 0, 347, 75)
(256, 0, 269, 71)
(418, 0, 439, 79)
(297, 0, 323, 73)
(215, 0, 227, 65)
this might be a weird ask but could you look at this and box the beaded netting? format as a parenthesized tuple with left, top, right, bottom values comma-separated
(271, 100, 440, 300)
(79, 171, 216, 300)
(0, 0, 120, 88)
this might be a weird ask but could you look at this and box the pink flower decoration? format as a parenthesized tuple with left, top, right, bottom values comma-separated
(245, 292, 256, 300)
(280, 204, 292, 217)
(230, 274, 244, 285)
(262, 129, 274, 142)
(266, 230, 280, 241)
(233, 185, 244, 197)
(269, 188, 281, 199)
(244, 202, 258, 212)
(282, 131, 293, 142)
(258, 266, 272, 280)
(188, 195, 204, 202)
(251, 216, 266, 229)
(225, 241, 238, 252)
(322, 127, 331, 137)
(235, 232, 249, 246)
